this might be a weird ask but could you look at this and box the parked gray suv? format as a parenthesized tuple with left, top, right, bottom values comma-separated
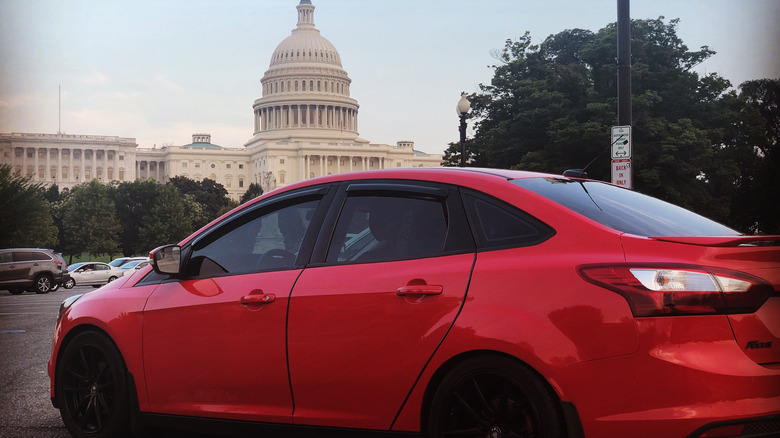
(0, 248, 66, 294)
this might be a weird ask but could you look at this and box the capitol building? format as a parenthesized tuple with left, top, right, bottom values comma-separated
(0, 0, 442, 200)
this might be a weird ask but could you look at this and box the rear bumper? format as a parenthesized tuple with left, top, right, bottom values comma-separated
(550, 316, 780, 437)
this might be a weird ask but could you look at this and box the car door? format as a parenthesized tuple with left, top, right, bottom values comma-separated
(92, 264, 111, 284)
(0, 251, 27, 286)
(74, 263, 97, 285)
(142, 187, 329, 423)
(287, 182, 476, 429)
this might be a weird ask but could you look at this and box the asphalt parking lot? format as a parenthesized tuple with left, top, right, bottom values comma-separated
(0, 286, 222, 438)
(0, 286, 85, 438)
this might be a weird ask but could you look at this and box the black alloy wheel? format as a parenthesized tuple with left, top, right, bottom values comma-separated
(56, 331, 131, 438)
(35, 274, 53, 294)
(427, 356, 565, 438)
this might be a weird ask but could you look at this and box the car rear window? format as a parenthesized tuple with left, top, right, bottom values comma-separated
(512, 178, 740, 237)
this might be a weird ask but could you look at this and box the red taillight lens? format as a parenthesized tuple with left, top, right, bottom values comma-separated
(55, 261, 63, 270)
(578, 264, 773, 317)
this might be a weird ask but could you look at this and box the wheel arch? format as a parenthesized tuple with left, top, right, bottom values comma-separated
(419, 349, 566, 434)
(53, 324, 131, 404)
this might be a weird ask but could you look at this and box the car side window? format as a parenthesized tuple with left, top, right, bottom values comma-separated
(13, 252, 34, 262)
(326, 195, 448, 263)
(463, 192, 555, 250)
(0, 252, 12, 263)
(96, 265, 109, 271)
(186, 199, 320, 277)
(31, 251, 50, 261)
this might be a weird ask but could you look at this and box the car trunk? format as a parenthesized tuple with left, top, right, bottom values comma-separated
(623, 234, 780, 366)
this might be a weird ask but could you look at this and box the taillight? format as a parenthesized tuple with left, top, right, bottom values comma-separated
(55, 261, 63, 270)
(577, 264, 773, 317)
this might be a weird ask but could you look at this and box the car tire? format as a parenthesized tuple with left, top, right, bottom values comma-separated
(64, 278, 75, 289)
(426, 355, 566, 438)
(108, 276, 118, 283)
(8, 288, 24, 295)
(50, 283, 60, 292)
(34, 274, 53, 294)
(56, 331, 131, 438)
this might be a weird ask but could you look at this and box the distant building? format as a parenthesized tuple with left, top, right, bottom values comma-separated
(0, 0, 442, 200)
(0, 132, 138, 191)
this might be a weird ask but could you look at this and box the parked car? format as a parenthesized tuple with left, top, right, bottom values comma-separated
(108, 256, 149, 268)
(49, 168, 780, 438)
(0, 248, 65, 294)
(118, 259, 151, 271)
(66, 262, 125, 288)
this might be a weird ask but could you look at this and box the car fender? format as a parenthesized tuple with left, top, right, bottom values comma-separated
(49, 280, 156, 411)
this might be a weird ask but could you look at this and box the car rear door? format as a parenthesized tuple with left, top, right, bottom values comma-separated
(142, 187, 330, 423)
(287, 181, 476, 429)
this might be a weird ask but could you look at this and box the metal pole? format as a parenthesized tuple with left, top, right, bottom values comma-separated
(617, 0, 631, 126)
(459, 114, 467, 167)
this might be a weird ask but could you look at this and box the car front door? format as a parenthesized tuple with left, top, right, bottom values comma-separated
(142, 188, 329, 423)
(287, 182, 476, 429)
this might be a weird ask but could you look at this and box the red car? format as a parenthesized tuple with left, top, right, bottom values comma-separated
(48, 168, 780, 438)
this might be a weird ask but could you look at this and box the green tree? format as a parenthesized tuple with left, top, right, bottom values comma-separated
(0, 164, 58, 248)
(450, 17, 776, 231)
(240, 182, 264, 204)
(169, 176, 231, 228)
(727, 79, 780, 233)
(137, 184, 194, 252)
(113, 179, 167, 256)
(60, 180, 121, 258)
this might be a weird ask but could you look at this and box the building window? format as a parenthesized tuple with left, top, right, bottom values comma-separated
(226, 164, 231, 169)
(280, 159, 285, 164)
(239, 164, 244, 169)
(182, 162, 187, 168)
(195, 163, 200, 168)
(239, 178, 244, 188)
(211, 163, 216, 169)
(119, 155, 125, 160)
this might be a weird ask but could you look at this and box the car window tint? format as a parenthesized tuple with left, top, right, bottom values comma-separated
(513, 178, 740, 236)
(187, 199, 320, 277)
(464, 194, 555, 249)
(13, 252, 34, 262)
(34, 251, 51, 261)
(96, 265, 109, 271)
(327, 195, 447, 263)
(0, 252, 12, 263)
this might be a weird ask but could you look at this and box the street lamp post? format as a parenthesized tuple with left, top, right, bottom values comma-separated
(457, 92, 470, 167)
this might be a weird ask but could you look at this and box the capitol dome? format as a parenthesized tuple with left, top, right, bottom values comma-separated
(251, 0, 360, 142)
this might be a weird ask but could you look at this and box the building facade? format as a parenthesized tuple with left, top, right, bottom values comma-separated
(1, 0, 441, 200)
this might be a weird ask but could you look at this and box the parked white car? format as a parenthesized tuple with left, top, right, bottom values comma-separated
(65, 262, 125, 288)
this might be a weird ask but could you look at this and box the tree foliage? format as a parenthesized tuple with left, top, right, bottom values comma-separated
(60, 180, 122, 257)
(168, 176, 231, 228)
(137, 184, 194, 252)
(447, 17, 778, 233)
(240, 182, 264, 204)
(0, 164, 58, 248)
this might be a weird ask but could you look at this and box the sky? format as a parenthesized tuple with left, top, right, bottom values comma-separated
(1, 0, 778, 154)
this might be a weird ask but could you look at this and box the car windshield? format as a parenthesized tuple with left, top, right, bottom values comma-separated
(108, 259, 128, 267)
(512, 177, 741, 237)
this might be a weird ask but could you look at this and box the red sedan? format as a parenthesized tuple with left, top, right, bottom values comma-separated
(48, 168, 780, 438)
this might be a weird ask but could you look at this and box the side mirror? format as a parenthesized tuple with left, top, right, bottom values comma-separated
(150, 245, 181, 275)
